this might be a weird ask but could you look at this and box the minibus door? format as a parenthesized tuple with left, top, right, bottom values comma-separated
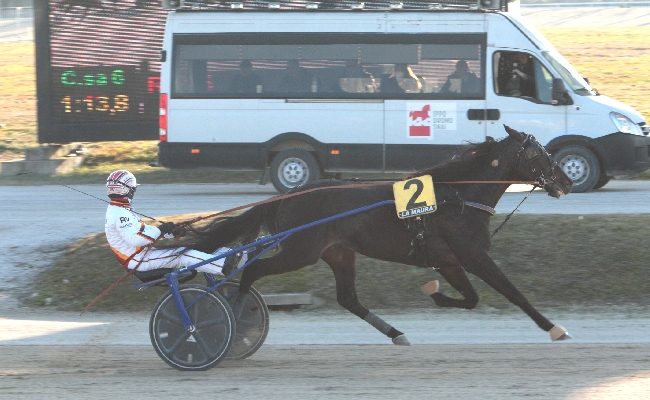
(486, 50, 567, 143)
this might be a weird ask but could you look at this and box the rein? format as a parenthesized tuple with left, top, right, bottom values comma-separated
(79, 243, 156, 315)
(172, 179, 535, 233)
(491, 185, 537, 237)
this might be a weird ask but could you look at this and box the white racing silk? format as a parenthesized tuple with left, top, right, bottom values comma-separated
(104, 198, 226, 275)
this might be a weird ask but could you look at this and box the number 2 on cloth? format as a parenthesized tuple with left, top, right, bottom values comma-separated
(393, 176, 437, 219)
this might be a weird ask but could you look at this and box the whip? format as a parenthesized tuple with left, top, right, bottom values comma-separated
(61, 184, 160, 222)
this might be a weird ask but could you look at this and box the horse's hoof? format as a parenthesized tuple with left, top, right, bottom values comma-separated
(420, 280, 439, 296)
(392, 334, 411, 346)
(549, 324, 572, 342)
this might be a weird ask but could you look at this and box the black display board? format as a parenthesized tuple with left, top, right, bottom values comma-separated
(35, 1, 168, 143)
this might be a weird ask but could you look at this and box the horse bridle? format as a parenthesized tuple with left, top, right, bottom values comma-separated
(517, 134, 559, 189)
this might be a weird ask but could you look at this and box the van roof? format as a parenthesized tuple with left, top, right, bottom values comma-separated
(164, 0, 508, 12)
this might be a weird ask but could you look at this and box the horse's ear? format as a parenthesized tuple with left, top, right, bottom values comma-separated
(503, 125, 526, 142)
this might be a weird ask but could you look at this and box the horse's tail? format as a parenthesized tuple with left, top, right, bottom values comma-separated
(185, 202, 280, 254)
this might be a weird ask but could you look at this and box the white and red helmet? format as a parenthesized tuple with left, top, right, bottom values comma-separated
(106, 170, 137, 199)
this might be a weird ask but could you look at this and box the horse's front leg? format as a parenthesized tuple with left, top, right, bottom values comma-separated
(443, 229, 571, 342)
(422, 266, 479, 310)
(321, 245, 410, 346)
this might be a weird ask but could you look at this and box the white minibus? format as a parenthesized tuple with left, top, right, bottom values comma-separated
(158, 5, 650, 193)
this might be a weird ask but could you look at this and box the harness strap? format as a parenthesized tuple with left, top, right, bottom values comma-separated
(405, 216, 429, 268)
(463, 201, 496, 216)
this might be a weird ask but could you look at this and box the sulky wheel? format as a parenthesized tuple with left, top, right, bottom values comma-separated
(149, 284, 235, 371)
(217, 280, 270, 360)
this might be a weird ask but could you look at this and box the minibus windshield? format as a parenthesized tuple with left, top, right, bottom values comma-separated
(542, 51, 596, 96)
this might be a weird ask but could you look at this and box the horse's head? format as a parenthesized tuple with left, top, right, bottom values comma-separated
(504, 125, 573, 198)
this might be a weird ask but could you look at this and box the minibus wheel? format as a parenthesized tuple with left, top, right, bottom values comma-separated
(270, 148, 321, 194)
(552, 145, 600, 193)
(592, 175, 610, 190)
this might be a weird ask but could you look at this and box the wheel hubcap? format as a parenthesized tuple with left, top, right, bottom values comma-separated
(559, 154, 589, 185)
(278, 157, 309, 187)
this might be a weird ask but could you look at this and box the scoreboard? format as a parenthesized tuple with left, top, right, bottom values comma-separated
(53, 66, 161, 122)
(35, 1, 167, 143)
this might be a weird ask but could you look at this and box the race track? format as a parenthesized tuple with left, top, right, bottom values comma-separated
(1, 344, 649, 399)
(1, 307, 650, 398)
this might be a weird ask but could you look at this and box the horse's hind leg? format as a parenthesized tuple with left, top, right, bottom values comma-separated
(424, 266, 479, 310)
(321, 245, 410, 346)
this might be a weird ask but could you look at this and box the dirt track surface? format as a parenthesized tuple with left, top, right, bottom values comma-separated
(1, 343, 649, 399)
(1, 309, 650, 399)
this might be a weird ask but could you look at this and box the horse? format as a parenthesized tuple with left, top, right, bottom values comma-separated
(409, 104, 431, 123)
(182, 125, 574, 344)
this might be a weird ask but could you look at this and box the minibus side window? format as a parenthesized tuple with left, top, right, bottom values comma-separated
(494, 51, 554, 104)
(171, 36, 485, 100)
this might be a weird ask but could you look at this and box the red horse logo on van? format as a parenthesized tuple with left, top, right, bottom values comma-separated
(408, 104, 431, 137)
(409, 104, 430, 122)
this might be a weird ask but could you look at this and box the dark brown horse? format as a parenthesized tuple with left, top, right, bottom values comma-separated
(184, 126, 574, 344)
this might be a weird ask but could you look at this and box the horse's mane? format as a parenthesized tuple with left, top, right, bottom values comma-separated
(408, 136, 505, 182)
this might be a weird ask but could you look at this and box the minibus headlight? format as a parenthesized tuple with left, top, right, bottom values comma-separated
(642, 124, 650, 136)
(610, 112, 643, 135)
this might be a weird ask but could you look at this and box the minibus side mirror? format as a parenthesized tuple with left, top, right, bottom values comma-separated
(583, 77, 589, 85)
(552, 78, 572, 106)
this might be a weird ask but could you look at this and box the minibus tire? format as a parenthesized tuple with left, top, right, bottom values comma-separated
(270, 148, 321, 194)
(592, 175, 610, 190)
(552, 145, 600, 193)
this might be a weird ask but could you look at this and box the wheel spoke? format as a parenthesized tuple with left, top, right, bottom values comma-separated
(159, 306, 184, 325)
(193, 331, 219, 359)
(165, 330, 191, 355)
(195, 314, 226, 329)
(186, 292, 205, 323)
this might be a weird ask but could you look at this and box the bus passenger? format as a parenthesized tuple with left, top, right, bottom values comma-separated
(440, 60, 479, 94)
(229, 60, 263, 94)
(279, 60, 314, 93)
(337, 60, 376, 93)
(380, 64, 421, 94)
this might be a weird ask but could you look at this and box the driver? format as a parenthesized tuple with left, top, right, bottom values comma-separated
(504, 52, 535, 97)
(104, 170, 245, 276)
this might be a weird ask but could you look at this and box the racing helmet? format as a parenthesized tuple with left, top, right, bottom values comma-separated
(106, 170, 137, 199)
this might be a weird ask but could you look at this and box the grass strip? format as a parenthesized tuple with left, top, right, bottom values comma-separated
(28, 213, 650, 313)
